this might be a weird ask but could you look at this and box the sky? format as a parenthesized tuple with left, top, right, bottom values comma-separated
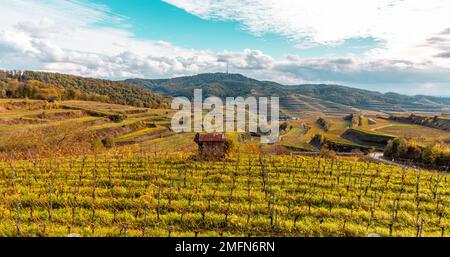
(1, 0, 450, 96)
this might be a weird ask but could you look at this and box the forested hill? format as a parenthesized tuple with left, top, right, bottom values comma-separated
(126, 73, 450, 113)
(2, 70, 449, 113)
(0, 71, 170, 108)
(126, 73, 284, 99)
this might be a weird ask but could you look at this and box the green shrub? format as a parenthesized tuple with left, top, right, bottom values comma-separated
(384, 137, 450, 168)
(101, 137, 115, 148)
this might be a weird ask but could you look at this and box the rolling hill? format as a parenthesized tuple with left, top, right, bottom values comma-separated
(2, 70, 449, 115)
(0, 71, 170, 109)
(126, 73, 450, 114)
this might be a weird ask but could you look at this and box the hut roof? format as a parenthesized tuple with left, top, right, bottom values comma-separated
(194, 133, 225, 143)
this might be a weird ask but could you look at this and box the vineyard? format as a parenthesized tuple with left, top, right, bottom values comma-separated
(0, 152, 448, 237)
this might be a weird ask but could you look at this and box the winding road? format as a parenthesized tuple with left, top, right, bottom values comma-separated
(370, 124, 394, 131)
(368, 152, 417, 170)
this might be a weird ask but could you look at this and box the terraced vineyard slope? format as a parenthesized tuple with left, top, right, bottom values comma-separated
(0, 153, 448, 237)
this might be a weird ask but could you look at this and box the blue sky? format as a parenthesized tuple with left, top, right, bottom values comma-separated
(1, 0, 450, 96)
(94, 0, 383, 59)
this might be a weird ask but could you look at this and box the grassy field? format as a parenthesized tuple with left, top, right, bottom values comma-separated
(0, 153, 448, 237)
(279, 125, 317, 151)
(278, 116, 367, 152)
(375, 124, 450, 145)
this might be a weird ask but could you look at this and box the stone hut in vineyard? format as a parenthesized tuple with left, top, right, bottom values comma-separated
(194, 133, 226, 160)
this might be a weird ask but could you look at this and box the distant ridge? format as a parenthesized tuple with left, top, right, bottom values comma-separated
(126, 73, 450, 114)
(2, 70, 448, 114)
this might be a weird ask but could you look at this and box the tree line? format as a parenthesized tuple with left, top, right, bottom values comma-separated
(384, 138, 450, 169)
(0, 70, 170, 108)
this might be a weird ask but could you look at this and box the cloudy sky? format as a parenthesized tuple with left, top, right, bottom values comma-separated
(1, 0, 450, 96)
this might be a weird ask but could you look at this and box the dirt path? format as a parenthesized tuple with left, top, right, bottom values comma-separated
(370, 124, 393, 131)
(368, 152, 417, 170)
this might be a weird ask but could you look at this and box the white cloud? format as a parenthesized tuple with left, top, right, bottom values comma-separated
(15, 17, 59, 39)
(0, 0, 450, 96)
(294, 42, 319, 49)
(0, 0, 224, 78)
(217, 49, 273, 69)
(163, 0, 450, 63)
(0, 30, 37, 54)
(274, 56, 450, 85)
